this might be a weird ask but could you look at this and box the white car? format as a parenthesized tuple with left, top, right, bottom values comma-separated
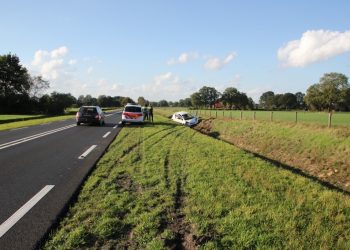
(171, 111, 198, 126)
(121, 104, 144, 124)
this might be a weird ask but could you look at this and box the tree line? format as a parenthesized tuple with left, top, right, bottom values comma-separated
(0, 53, 134, 115)
(149, 73, 350, 112)
(2, 53, 350, 114)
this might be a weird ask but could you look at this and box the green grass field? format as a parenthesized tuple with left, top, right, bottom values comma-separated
(0, 115, 74, 131)
(44, 115, 350, 249)
(158, 107, 350, 127)
(0, 114, 45, 121)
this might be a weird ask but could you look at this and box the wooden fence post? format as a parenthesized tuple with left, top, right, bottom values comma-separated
(328, 112, 332, 128)
(270, 111, 273, 121)
(223, 110, 225, 118)
(240, 111, 243, 120)
(230, 110, 232, 119)
(216, 110, 217, 118)
(295, 111, 298, 123)
(253, 111, 256, 121)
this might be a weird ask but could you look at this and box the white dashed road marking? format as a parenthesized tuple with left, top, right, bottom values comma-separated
(103, 132, 111, 138)
(78, 145, 97, 159)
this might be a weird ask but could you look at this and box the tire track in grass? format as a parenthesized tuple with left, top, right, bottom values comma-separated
(166, 129, 197, 250)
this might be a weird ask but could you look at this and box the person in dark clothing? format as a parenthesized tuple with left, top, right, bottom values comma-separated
(149, 105, 153, 122)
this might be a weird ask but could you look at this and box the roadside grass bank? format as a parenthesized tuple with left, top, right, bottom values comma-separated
(0, 115, 75, 131)
(157, 108, 350, 192)
(194, 118, 350, 193)
(0, 114, 45, 123)
(44, 115, 350, 249)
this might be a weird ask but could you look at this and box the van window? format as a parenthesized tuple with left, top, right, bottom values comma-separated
(125, 106, 142, 112)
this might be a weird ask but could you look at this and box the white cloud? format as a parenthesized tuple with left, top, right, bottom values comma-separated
(87, 66, 94, 74)
(51, 46, 68, 59)
(30, 46, 70, 81)
(167, 52, 199, 65)
(204, 52, 236, 70)
(41, 59, 64, 80)
(128, 72, 195, 101)
(68, 59, 77, 65)
(278, 29, 350, 67)
(31, 50, 49, 66)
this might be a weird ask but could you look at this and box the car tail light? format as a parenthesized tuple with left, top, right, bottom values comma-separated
(95, 114, 100, 120)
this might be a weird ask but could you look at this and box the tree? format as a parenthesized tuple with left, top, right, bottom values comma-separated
(184, 98, 192, 107)
(305, 84, 323, 111)
(158, 100, 169, 107)
(120, 97, 135, 106)
(29, 76, 49, 100)
(304, 73, 349, 111)
(319, 72, 349, 111)
(47, 92, 76, 114)
(97, 95, 108, 107)
(259, 91, 275, 110)
(198, 86, 220, 108)
(0, 53, 32, 113)
(221, 87, 240, 109)
(191, 92, 203, 108)
(137, 96, 147, 106)
(295, 92, 306, 109)
(281, 93, 297, 110)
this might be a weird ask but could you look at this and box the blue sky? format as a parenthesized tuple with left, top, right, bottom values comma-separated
(1, 0, 350, 101)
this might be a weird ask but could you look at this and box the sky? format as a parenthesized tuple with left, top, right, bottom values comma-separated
(1, 0, 350, 102)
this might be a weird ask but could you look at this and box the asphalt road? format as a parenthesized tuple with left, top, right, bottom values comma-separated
(0, 111, 123, 250)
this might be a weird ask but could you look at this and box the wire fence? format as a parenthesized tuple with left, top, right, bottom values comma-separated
(182, 109, 350, 127)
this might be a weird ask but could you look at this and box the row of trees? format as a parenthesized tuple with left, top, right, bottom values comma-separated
(2, 53, 349, 113)
(157, 73, 350, 111)
(0, 53, 135, 114)
(259, 92, 306, 110)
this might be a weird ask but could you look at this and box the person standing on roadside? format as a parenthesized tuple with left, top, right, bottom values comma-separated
(149, 105, 153, 122)
(144, 105, 149, 121)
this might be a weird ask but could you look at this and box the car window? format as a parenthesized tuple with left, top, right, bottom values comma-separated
(182, 114, 193, 120)
(81, 107, 97, 114)
(125, 106, 142, 112)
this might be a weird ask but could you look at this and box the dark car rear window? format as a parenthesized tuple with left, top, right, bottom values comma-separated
(125, 106, 142, 112)
(80, 107, 97, 114)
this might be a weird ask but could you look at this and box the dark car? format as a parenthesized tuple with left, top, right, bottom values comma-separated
(76, 106, 105, 126)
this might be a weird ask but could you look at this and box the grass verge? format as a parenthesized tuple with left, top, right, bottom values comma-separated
(44, 115, 350, 249)
(193, 117, 350, 192)
(0, 115, 74, 131)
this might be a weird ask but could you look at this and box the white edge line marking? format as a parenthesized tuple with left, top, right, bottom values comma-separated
(113, 125, 118, 129)
(10, 127, 28, 131)
(103, 132, 111, 138)
(78, 145, 97, 159)
(0, 185, 54, 238)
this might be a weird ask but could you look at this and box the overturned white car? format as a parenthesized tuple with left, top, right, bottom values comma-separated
(171, 111, 199, 126)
